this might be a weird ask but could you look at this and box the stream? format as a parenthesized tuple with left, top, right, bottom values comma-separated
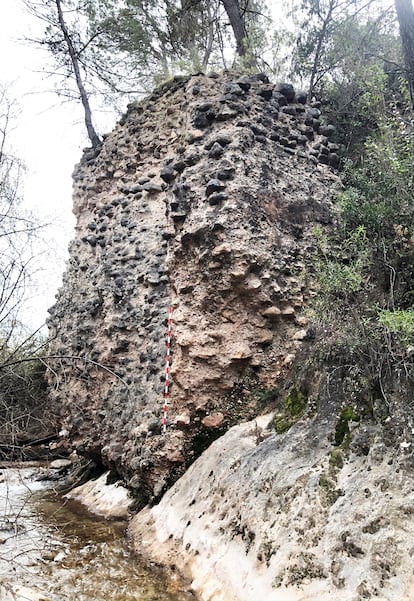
(0, 467, 194, 601)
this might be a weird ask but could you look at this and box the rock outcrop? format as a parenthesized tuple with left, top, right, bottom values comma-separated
(130, 414, 414, 601)
(47, 71, 339, 504)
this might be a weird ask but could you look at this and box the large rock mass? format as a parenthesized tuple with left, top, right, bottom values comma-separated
(130, 415, 414, 601)
(47, 72, 339, 504)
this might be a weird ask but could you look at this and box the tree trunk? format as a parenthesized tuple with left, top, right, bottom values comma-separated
(220, 0, 248, 57)
(55, 0, 101, 148)
(395, 0, 414, 108)
(307, 0, 335, 102)
(202, 1, 216, 68)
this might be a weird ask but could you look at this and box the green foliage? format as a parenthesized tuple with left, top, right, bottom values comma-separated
(273, 386, 307, 434)
(319, 471, 342, 505)
(329, 448, 344, 469)
(378, 308, 414, 348)
(290, 0, 397, 103)
(0, 335, 48, 401)
(319, 18, 401, 152)
(83, 0, 271, 89)
(232, 1, 276, 73)
(256, 386, 279, 408)
(319, 448, 345, 506)
(312, 225, 370, 300)
(312, 102, 414, 337)
(334, 406, 359, 446)
(0, 335, 52, 458)
(340, 110, 414, 235)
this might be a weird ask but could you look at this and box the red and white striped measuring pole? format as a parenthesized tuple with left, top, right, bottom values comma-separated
(163, 306, 173, 433)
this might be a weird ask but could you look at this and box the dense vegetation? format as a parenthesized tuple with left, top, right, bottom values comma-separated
(0, 85, 52, 457)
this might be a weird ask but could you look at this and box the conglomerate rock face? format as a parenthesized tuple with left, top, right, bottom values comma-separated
(47, 72, 339, 503)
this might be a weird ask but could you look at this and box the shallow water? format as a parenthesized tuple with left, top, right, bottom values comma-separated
(0, 468, 194, 601)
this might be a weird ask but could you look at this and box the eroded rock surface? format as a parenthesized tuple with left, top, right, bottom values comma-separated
(47, 72, 339, 503)
(130, 416, 414, 601)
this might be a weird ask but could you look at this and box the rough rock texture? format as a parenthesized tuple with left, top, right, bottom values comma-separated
(47, 72, 339, 504)
(64, 471, 132, 518)
(131, 415, 414, 601)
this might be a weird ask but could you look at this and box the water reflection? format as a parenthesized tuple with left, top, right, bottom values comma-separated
(0, 468, 194, 601)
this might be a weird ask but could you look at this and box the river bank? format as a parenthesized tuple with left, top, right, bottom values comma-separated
(0, 465, 195, 601)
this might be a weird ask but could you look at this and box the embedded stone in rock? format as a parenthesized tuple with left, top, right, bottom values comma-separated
(236, 77, 251, 92)
(202, 413, 225, 428)
(223, 83, 244, 96)
(172, 159, 186, 172)
(217, 107, 238, 121)
(250, 124, 267, 138)
(84, 235, 96, 246)
(143, 182, 163, 193)
(187, 129, 205, 143)
(281, 106, 297, 116)
(206, 179, 226, 196)
(208, 192, 228, 206)
(205, 134, 232, 149)
(172, 212, 187, 223)
(194, 108, 216, 128)
(293, 329, 308, 340)
(175, 413, 191, 427)
(184, 153, 200, 166)
(307, 107, 321, 119)
(312, 119, 321, 132)
(296, 91, 308, 104)
(209, 142, 224, 159)
(211, 243, 232, 256)
(276, 83, 295, 102)
(318, 154, 330, 165)
(160, 166, 176, 183)
(256, 329, 273, 344)
(329, 153, 339, 167)
(197, 102, 214, 112)
(47, 71, 339, 508)
(230, 343, 252, 359)
(169, 450, 185, 463)
(216, 166, 235, 181)
(257, 85, 274, 100)
(319, 124, 336, 137)
(262, 306, 282, 318)
(147, 272, 161, 285)
(273, 92, 288, 107)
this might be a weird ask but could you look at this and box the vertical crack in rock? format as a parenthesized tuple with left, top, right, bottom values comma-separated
(47, 72, 340, 505)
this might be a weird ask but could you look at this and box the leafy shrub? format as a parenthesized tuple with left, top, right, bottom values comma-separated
(378, 309, 414, 349)
(273, 386, 307, 434)
(313, 225, 370, 299)
(340, 110, 414, 236)
(0, 335, 54, 457)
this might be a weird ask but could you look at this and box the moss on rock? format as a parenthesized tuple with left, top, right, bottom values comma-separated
(273, 386, 307, 434)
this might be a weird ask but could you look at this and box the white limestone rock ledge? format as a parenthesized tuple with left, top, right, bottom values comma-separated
(130, 416, 414, 601)
(65, 471, 133, 519)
